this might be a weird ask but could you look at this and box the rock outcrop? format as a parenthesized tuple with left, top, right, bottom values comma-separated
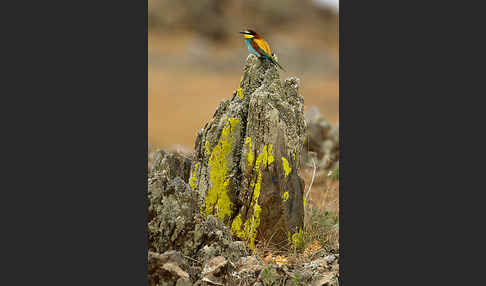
(147, 55, 341, 286)
(189, 54, 307, 249)
(148, 150, 249, 285)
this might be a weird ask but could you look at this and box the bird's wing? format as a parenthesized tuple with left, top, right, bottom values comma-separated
(254, 38, 272, 57)
(251, 38, 286, 71)
(251, 38, 272, 59)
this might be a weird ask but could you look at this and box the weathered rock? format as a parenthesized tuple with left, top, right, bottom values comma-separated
(148, 250, 191, 286)
(150, 250, 187, 268)
(193, 215, 249, 265)
(198, 256, 229, 286)
(237, 255, 264, 275)
(189, 54, 307, 249)
(148, 151, 248, 266)
(151, 149, 192, 181)
(202, 256, 227, 277)
(148, 172, 200, 254)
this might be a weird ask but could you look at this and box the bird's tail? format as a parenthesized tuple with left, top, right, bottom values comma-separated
(268, 55, 286, 71)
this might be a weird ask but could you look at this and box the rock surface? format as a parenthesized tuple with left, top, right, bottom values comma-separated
(189, 54, 307, 249)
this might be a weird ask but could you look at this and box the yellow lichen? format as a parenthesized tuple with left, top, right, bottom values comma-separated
(245, 137, 253, 167)
(303, 197, 307, 207)
(232, 214, 250, 240)
(249, 203, 262, 249)
(205, 141, 211, 156)
(282, 191, 289, 202)
(253, 171, 262, 202)
(231, 214, 243, 235)
(267, 144, 274, 165)
(243, 168, 264, 249)
(204, 118, 239, 222)
(255, 145, 269, 171)
(231, 144, 273, 249)
(228, 118, 239, 132)
(282, 157, 292, 177)
(189, 163, 199, 190)
(236, 87, 244, 99)
(231, 203, 261, 249)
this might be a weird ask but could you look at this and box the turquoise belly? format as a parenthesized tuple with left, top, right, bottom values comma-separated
(245, 39, 260, 57)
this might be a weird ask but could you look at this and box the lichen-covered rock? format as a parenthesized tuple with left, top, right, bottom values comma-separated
(189, 54, 307, 249)
(148, 172, 200, 254)
(193, 215, 249, 264)
(151, 149, 193, 181)
(148, 151, 249, 277)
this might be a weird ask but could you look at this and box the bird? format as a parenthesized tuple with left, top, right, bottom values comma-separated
(239, 29, 285, 71)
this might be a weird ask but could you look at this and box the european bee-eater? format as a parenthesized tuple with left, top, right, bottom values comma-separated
(239, 29, 285, 71)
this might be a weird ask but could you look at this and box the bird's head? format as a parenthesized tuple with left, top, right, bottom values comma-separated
(239, 29, 260, 39)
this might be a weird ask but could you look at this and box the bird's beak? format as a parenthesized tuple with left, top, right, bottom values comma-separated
(239, 31, 250, 35)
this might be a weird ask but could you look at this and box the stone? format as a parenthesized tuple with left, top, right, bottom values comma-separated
(189, 54, 307, 249)
(202, 256, 227, 277)
(148, 250, 191, 286)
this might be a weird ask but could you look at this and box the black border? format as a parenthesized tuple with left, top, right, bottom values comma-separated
(3, 0, 481, 284)
(339, 0, 484, 284)
(2, 1, 148, 284)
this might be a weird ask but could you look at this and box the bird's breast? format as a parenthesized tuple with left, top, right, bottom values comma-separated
(245, 39, 260, 57)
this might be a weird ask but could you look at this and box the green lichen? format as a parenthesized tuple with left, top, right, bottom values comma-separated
(282, 157, 292, 177)
(204, 118, 239, 222)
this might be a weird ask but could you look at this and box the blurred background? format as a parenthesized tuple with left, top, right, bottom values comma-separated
(148, 0, 339, 150)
